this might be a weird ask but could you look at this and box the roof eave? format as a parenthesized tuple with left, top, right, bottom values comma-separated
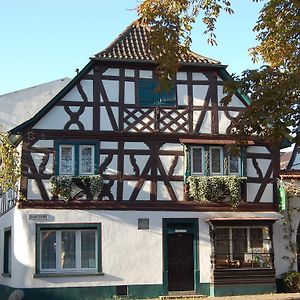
(90, 57, 227, 69)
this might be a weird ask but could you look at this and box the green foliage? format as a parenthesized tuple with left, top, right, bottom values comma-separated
(0, 131, 20, 194)
(138, 0, 300, 144)
(187, 175, 246, 207)
(50, 175, 103, 202)
(222, 66, 300, 144)
(283, 271, 300, 292)
(137, 0, 233, 89)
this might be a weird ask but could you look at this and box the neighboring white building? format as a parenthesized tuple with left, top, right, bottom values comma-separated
(0, 22, 289, 299)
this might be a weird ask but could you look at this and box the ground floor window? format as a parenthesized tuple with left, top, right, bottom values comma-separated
(3, 227, 11, 275)
(36, 224, 101, 275)
(213, 225, 273, 269)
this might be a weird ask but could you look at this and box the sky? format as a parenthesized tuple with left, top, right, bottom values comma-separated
(0, 0, 264, 95)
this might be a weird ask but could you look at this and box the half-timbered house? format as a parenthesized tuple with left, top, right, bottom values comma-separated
(0, 22, 288, 299)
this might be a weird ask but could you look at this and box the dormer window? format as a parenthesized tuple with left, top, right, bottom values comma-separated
(137, 79, 176, 107)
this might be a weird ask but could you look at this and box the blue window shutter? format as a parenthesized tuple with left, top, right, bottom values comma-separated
(159, 85, 176, 107)
(138, 79, 159, 106)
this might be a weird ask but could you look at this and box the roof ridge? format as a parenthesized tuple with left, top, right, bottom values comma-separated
(93, 20, 221, 65)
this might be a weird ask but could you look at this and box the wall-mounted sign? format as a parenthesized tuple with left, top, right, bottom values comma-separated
(28, 214, 49, 221)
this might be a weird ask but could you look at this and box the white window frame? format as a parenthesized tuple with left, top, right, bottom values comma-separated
(79, 145, 95, 175)
(228, 154, 241, 175)
(59, 145, 75, 175)
(209, 146, 223, 175)
(40, 229, 98, 274)
(191, 146, 204, 175)
(215, 226, 271, 263)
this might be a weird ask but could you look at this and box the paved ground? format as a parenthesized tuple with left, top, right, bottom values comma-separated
(158, 293, 300, 300)
(210, 293, 300, 300)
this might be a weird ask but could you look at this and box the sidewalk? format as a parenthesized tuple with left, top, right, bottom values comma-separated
(207, 293, 300, 300)
(158, 293, 300, 300)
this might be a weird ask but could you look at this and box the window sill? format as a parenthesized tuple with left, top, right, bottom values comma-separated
(34, 272, 104, 278)
(2, 273, 11, 277)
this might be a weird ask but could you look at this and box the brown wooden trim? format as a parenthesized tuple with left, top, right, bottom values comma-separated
(213, 268, 276, 285)
(99, 80, 118, 131)
(24, 129, 270, 144)
(26, 152, 50, 201)
(187, 71, 193, 133)
(180, 138, 254, 145)
(194, 84, 212, 133)
(93, 69, 101, 131)
(118, 68, 125, 131)
(211, 72, 219, 134)
(18, 200, 277, 211)
(254, 161, 274, 203)
(117, 141, 124, 201)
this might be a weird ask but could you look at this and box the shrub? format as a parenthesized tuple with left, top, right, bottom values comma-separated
(283, 271, 300, 292)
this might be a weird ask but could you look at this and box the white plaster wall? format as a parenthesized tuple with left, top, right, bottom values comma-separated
(247, 158, 272, 178)
(218, 111, 231, 134)
(217, 86, 246, 108)
(7, 209, 282, 289)
(192, 73, 207, 81)
(124, 81, 135, 104)
(176, 72, 187, 81)
(100, 142, 118, 150)
(33, 106, 69, 130)
(248, 146, 270, 154)
(177, 84, 188, 106)
(103, 68, 120, 77)
(0, 209, 15, 287)
(199, 111, 211, 134)
(27, 179, 42, 200)
(68, 80, 94, 102)
(193, 85, 209, 106)
(102, 80, 119, 102)
(33, 140, 54, 148)
(79, 107, 93, 130)
(123, 155, 147, 176)
(125, 69, 134, 77)
(139, 70, 152, 79)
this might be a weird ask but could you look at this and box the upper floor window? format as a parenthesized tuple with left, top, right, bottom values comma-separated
(57, 142, 98, 176)
(137, 79, 176, 107)
(190, 146, 243, 176)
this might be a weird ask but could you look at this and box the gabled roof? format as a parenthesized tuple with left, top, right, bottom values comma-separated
(0, 78, 71, 131)
(93, 21, 221, 65)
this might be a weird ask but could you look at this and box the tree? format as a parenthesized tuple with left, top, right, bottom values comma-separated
(137, 0, 300, 145)
(0, 130, 20, 195)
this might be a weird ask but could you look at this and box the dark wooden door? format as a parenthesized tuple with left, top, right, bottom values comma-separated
(167, 233, 194, 291)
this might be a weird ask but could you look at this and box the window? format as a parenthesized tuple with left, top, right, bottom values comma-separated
(210, 147, 223, 175)
(59, 145, 75, 175)
(36, 224, 101, 275)
(213, 226, 272, 269)
(79, 145, 94, 175)
(3, 228, 11, 275)
(229, 154, 240, 175)
(191, 147, 203, 174)
(190, 146, 243, 176)
(138, 79, 176, 107)
(57, 142, 98, 176)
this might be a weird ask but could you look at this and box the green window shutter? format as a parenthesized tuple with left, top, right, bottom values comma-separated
(159, 85, 176, 107)
(278, 185, 287, 211)
(138, 79, 159, 106)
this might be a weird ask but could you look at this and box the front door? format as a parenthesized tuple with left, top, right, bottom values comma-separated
(167, 233, 194, 291)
